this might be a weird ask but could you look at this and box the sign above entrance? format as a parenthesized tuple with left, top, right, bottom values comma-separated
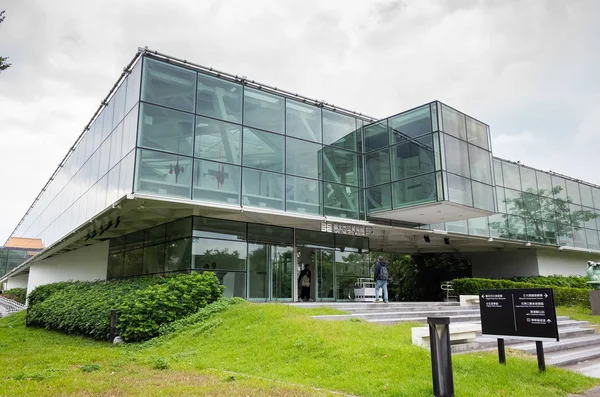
(321, 221, 374, 236)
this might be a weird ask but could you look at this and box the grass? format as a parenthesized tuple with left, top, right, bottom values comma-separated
(1, 304, 599, 396)
(556, 305, 600, 331)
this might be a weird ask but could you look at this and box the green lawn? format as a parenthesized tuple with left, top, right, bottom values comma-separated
(1, 303, 599, 396)
(556, 306, 600, 330)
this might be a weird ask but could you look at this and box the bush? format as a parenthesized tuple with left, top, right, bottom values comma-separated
(2, 288, 26, 304)
(508, 275, 590, 289)
(118, 272, 223, 342)
(452, 277, 591, 308)
(26, 273, 224, 342)
(27, 281, 78, 308)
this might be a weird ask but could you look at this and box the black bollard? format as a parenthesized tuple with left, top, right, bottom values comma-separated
(498, 338, 506, 365)
(428, 317, 454, 397)
(536, 341, 546, 373)
(109, 309, 117, 341)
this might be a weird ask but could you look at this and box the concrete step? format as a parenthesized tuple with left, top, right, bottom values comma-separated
(312, 309, 481, 321)
(546, 345, 600, 367)
(369, 314, 483, 325)
(511, 333, 600, 354)
(346, 306, 478, 314)
(290, 302, 461, 310)
(564, 357, 600, 378)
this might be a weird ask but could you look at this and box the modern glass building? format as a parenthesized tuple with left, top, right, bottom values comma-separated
(2, 48, 600, 298)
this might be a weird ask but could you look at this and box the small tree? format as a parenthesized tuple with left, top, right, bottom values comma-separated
(490, 186, 596, 243)
(0, 10, 10, 74)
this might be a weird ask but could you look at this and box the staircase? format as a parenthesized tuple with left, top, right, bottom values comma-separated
(294, 301, 600, 378)
(0, 296, 27, 318)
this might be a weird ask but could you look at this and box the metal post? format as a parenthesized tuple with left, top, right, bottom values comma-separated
(536, 341, 546, 373)
(428, 317, 454, 397)
(497, 338, 506, 365)
(109, 309, 117, 341)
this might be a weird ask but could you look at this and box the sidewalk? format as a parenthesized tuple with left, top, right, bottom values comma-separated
(570, 386, 600, 397)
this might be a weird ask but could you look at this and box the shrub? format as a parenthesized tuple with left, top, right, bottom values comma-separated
(27, 281, 78, 308)
(26, 273, 224, 342)
(508, 275, 590, 289)
(452, 277, 591, 308)
(118, 272, 223, 342)
(150, 356, 170, 370)
(2, 288, 26, 304)
(80, 364, 100, 373)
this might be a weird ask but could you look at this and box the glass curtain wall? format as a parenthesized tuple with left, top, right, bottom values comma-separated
(11, 59, 141, 249)
(134, 55, 369, 220)
(107, 215, 370, 301)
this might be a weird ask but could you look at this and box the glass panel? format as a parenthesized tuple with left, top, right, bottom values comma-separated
(125, 60, 142, 114)
(193, 159, 241, 206)
(197, 73, 242, 123)
(392, 173, 437, 208)
(496, 187, 507, 214)
(112, 83, 126, 130)
(138, 103, 194, 156)
(213, 271, 246, 299)
(489, 214, 508, 239)
(551, 175, 567, 200)
(123, 248, 144, 277)
(322, 110, 356, 151)
(195, 116, 242, 164)
(447, 173, 472, 207)
(107, 252, 124, 279)
(581, 184, 595, 208)
(242, 168, 284, 210)
(165, 238, 192, 272)
(443, 134, 469, 178)
(468, 216, 489, 237)
(389, 105, 432, 142)
(242, 128, 284, 173)
(285, 137, 322, 179)
(553, 199, 571, 225)
(542, 221, 558, 245)
(248, 243, 269, 299)
(323, 183, 359, 219)
(526, 218, 544, 243)
(365, 148, 390, 187)
(446, 220, 468, 234)
(566, 180, 581, 204)
(468, 145, 492, 184)
(472, 181, 495, 212)
(135, 149, 192, 199)
(517, 170, 536, 197)
(143, 244, 165, 275)
(193, 216, 246, 241)
(573, 228, 587, 248)
(243, 88, 284, 133)
(296, 229, 334, 249)
(587, 229, 600, 251)
(431, 102, 438, 132)
(502, 162, 521, 191)
(493, 158, 503, 186)
(441, 104, 466, 141)
(570, 203, 583, 225)
(191, 238, 246, 271)
(322, 147, 358, 186)
(584, 207, 597, 230)
(317, 249, 335, 300)
(166, 217, 192, 241)
(558, 224, 574, 247)
(536, 171, 553, 197)
(122, 105, 139, 154)
(593, 188, 600, 210)
(366, 184, 392, 213)
(247, 224, 294, 245)
(523, 193, 541, 220)
(391, 135, 435, 181)
(507, 215, 526, 241)
(465, 116, 489, 149)
(285, 99, 322, 143)
(286, 176, 321, 215)
(363, 120, 388, 152)
(504, 189, 523, 215)
(141, 57, 196, 113)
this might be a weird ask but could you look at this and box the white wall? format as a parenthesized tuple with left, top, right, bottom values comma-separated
(536, 249, 600, 276)
(470, 250, 539, 278)
(6, 274, 29, 290)
(26, 241, 109, 297)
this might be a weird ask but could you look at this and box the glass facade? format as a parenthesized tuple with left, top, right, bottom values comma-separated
(108, 216, 370, 301)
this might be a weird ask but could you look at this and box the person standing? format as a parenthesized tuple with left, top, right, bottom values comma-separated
(373, 256, 388, 303)
(298, 263, 312, 302)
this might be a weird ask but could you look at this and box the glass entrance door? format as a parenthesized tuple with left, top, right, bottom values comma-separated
(248, 243, 293, 301)
(316, 249, 335, 301)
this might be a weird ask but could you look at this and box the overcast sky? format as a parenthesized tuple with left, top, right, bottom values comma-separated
(0, 0, 599, 244)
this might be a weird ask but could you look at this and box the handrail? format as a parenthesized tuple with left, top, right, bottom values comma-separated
(0, 295, 27, 317)
(440, 281, 457, 302)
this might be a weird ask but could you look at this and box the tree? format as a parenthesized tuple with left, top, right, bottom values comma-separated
(490, 186, 597, 243)
(0, 10, 10, 74)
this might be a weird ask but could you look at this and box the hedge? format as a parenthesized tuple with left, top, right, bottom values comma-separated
(26, 273, 224, 342)
(452, 277, 590, 308)
(1, 288, 27, 304)
(507, 275, 590, 289)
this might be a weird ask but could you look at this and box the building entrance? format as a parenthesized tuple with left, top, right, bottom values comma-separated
(297, 247, 335, 301)
(248, 243, 294, 301)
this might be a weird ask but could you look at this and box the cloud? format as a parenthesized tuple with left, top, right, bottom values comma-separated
(0, 0, 599, 244)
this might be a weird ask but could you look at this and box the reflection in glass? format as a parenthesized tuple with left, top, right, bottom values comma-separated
(489, 214, 508, 239)
(324, 182, 358, 219)
(286, 137, 322, 179)
(197, 73, 242, 123)
(465, 116, 489, 149)
(192, 238, 246, 271)
(286, 99, 322, 142)
(472, 181, 495, 212)
(493, 159, 503, 186)
(573, 228, 587, 248)
(587, 229, 600, 250)
(447, 173, 472, 207)
(580, 184, 595, 208)
(243, 88, 284, 133)
(504, 189, 522, 215)
(502, 161, 521, 191)
(441, 104, 466, 140)
(551, 176, 567, 200)
(365, 149, 390, 187)
(322, 110, 356, 150)
(507, 215, 526, 241)
(536, 171, 553, 197)
(135, 149, 192, 199)
(391, 135, 435, 181)
(141, 57, 196, 113)
(138, 103, 194, 156)
(468, 145, 492, 184)
(195, 116, 242, 164)
(143, 244, 165, 274)
(392, 173, 437, 208)
(286, 176, 321, 215)
(194, 216, 246, 241)
(520, 167, 537, 193)
(542, 221, 558, 245)
(123, 248, 144, 277)
(468, 217, 489, 236)
(566, 180, 581, 204)
(242, 128, 284, 173)
(248, 243, 293, 300)
(443, 134, 469, 178)
(389, 105, 432, 143)
(558, 224, 574, 247)
(446, 220, 468, 234)
(322, 147, 358, 186)
(593, 188, 600, 210)
(367, 184, 392, 213)
(242, 168, 284, 210)
(363, 120, 389, 152)
(193, 159, 241, 205)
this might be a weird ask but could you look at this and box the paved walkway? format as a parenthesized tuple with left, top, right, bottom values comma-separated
(570, 386, 600, 396)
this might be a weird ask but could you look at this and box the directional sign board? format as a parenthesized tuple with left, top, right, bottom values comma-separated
(479, 288, 559, 342)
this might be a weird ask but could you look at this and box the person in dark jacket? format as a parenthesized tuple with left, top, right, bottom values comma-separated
(373, 256, 388, 303)
(298, 263, 311, 302)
